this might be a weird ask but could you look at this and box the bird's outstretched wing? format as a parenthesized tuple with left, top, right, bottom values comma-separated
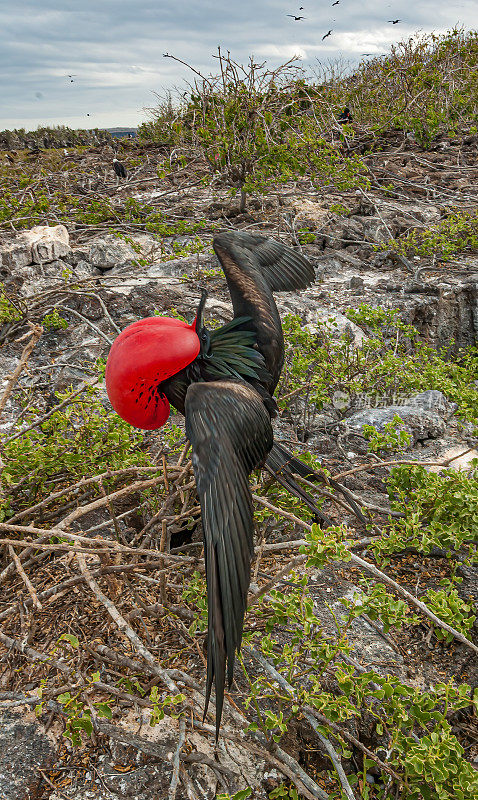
(214, 230, 315, 295)
(185, 379, 273, 737)
(213, 231, 315, 390)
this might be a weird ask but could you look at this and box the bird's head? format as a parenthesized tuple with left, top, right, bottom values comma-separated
(105, 313, 201, 430)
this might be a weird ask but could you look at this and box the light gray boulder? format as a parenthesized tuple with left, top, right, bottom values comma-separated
(88, 235, 138, 272)
(342, 390, 457, 446)
(21, 224, 70, 264)
(1, 242, 31, 271)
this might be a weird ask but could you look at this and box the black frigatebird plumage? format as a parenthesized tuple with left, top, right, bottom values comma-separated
(112, 158, 127, 179)
(286, 14, 306, 19)
(388, 19, 402, 23)
(105, 231, 363, 737)
(337, 107, 353, 124)
(322, 29, 333, 40)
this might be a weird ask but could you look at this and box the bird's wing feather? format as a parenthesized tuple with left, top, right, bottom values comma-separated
(185, 379, 273, 737)
(214, 230, 315, 295)
(212, 230, 316, 389)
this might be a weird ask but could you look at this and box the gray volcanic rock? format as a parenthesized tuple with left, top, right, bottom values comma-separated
(88, 235, 139, 271)
(0, 225, 72, 293)
(2, 258, 78, 296)
(342, 390, 457, 446)
(43, 709, 266, 800)
(22, 224, 71, 264)
(0, 707, 57, 800)
(1, 242, 32, 271)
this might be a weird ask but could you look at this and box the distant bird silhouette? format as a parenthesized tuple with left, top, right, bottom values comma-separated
(322, 29, 333, 40)
(337, 107, 353, 124)
(362, 53, 374, 56)
(287, 14, 306, 19)
(388, 19, 401, 23)
(113, 158, 127, 180)
(332, 1, 340, 5)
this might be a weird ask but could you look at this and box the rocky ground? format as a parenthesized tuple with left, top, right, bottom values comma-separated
(0, 133, 477, 799)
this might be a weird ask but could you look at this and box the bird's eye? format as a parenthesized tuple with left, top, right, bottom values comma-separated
(201, 332, 207, 341)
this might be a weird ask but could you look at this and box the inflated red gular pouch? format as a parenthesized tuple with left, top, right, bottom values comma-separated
(105, 317, 200, 430)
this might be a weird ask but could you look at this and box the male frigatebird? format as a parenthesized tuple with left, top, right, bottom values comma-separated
(105, 231, 360, 736)
(337, 107, 353, 124)
(113, 158, 127, 180)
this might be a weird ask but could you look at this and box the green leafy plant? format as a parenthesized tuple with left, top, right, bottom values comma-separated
(42, 308, 68, 330)
(362, 414, 412, 454)
(217, 790, 252, 800)
(269, 786, 299, 800)
(2, 384, 150, 511)
(0, 284, 22, 323)
(314, 28, 478, 146)
(149, 687, 186, 726)
(279, 307, 478, 429)
(182, 570, 208, 634)
(374, 465, 478, 559)
(381, 210, 478, 262)
(141, 51, 368, 211)
(424, 588, 476, 642)
(238, 539, 478, 800)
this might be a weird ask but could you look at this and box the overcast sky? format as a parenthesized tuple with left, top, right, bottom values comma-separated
(1, 0, 476, 131)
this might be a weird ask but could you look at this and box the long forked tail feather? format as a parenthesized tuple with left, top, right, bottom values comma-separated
(264, 442, 367, 525)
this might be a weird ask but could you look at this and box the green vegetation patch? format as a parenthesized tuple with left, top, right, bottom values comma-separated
(2, 384, 150, 517)
(381, 210, 478, 262)
(139, 53, 369, 211)
(280, 306, 478, 426)
(317, 28, 478, 146)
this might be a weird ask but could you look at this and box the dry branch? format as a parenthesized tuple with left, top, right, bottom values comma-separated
(0, 323, 43, 416)
(8, 544, 42, 609)
(76, 553, 180, 693)
(0, 627, 72, 675)
(249, 647, 356, 800)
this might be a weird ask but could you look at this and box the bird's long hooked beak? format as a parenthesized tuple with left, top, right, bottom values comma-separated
(193, 288, 208, 334)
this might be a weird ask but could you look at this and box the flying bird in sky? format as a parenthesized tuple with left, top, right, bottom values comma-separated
(322, 29, 333, 40)
(388, 19, 402, 23)
(332, 1, 340, 6)
(287, 14, 306, 19)
(105, 231, 361, 736)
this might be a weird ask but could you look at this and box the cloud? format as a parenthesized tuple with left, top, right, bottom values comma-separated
(0, 0, 476, 130)
(255, 44, 309, 59)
